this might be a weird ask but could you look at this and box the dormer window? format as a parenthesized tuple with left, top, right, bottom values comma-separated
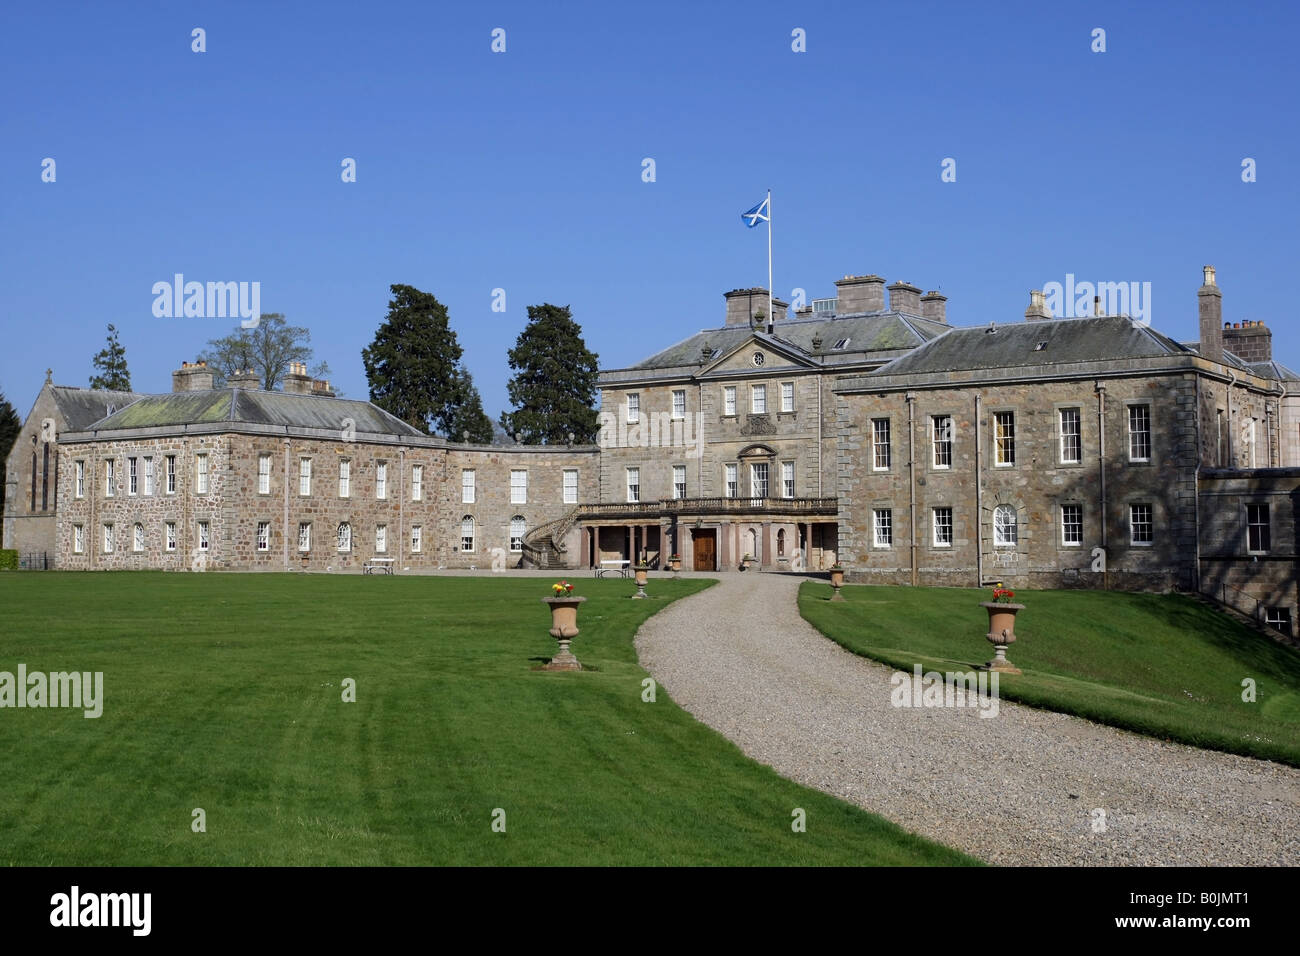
(833, 338, 850, 350)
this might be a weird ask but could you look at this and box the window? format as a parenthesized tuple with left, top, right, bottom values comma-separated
(143, 457, 155, 495)
(751, 384, 767, 414)
(1128, 405, 1151, 461)
(510, 515, 525, 552)
(411, 464, 423, 501)
(102, 523, 114, 553)
(873, 509, 893, 547)
(725, 463, 738, 499)
(410, 525, 422, 553)
(781, 461, 795, 498)
(510, 469, 527, 504)
(298, 522, 311, 552)
(994, 412, 1016, 466)
(933, 507, 953, 547)
(1264, 607, 1292, 636)
(1059, 409, 1081, 464)
(1061, 504, 1083, 545)
(1129, 504, 1153, 545)
(833, 338, 850, 350)
(462, 469, 476, 504)
(781, 382, 794, 413)
(133, 523, 144, 552)
(73, 524, 85, 554)
(128, 457, 138, 495)
(337, 522, 352, 552)
(258, 455, 271, 494)
(376, 462, 388, 499)
(165, 522, 176, 552)
(626, 393, 640, 423)
(298, 457, 310, 496)
(166, 455, 177, 494)
(375, 524, 387, 553)
(197, 521, 210, 551)
(339, 459, 351, 498)
(873, 419, 891, 470)
(105, 459, 115, 497)
(75, 460, 85, 498)
(672, 389, 686, 419)
(723, 386, 737, 417)
(932, 416, 952, 469)
(197, 454, 210, 493)
(626, 467, 640, 503)
(563, 469, 578, 504)
(257, 522, 270, 552)
(672, 465, 686, 499)
(777, 528, 786, 557)
(750, 462, 769, 498)
(1247, 504, 1270, 553)
(460, 515, 475, 552)
(993, 505, 1017, 547)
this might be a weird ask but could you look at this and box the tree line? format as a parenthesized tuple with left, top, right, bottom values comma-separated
(65, 284, 602, 446)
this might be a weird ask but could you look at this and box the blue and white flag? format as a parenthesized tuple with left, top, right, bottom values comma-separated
(741, 196, 769, 228)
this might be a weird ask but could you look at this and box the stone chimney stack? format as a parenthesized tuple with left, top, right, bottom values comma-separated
(172, 360, 214, 392)
(1222, 319, 1272, 363)
(282, 361, 313, 394)
(228, 368, 261, 390)
(887, 281, 923, 315)
(310, 378, 336, 398)
(1024, 290, 1052, 321)
(833, 274, 886, 314)
(724, 288, 787, 327)
(920, 291, 947, 324)
(1198, 265, 1223, 363)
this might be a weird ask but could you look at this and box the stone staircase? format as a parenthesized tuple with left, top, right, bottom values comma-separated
(520, 507, 582, 569)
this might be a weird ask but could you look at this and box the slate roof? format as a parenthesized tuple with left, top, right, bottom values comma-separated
(618, 312, 951, 371)
(51, 386, 144, 430)
(874, 316, 1194, 376)
(80, 388, 424, 437)
(1245, 360, 1300, 382)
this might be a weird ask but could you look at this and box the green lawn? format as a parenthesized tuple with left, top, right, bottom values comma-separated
(0, 572, 974, 866)
(799, 582, 1300, 766)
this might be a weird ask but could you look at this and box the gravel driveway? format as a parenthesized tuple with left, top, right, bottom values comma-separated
(635, 573, 1300, 865)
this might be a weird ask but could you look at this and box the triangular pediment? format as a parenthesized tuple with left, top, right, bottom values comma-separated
(699, 333, 817, 377)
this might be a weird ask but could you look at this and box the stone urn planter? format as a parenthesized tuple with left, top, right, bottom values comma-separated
(541, 594, 586, 671)
(632, 564, 649, 599)
(980, 596, 1025, 674)
(668, 555, 681, 573)
(739, 554, 754, 572)
(829, 567, 845, 601)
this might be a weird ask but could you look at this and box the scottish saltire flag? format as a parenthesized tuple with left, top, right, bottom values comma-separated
(741, 196, 769, 228)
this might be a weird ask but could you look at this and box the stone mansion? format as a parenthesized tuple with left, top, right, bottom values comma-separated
(4, 266, 1297, 633)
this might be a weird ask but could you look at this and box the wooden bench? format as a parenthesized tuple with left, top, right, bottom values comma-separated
(595, 559, 630, 578)
(363, 558, 395, 575)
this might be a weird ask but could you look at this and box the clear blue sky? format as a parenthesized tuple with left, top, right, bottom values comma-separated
(2, 0, 1296, 421)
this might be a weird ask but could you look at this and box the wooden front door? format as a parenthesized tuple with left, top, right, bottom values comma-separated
(692, 531, 716, 571)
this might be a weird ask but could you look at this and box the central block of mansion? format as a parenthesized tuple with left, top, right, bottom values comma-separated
(4, 266, 1297, 630)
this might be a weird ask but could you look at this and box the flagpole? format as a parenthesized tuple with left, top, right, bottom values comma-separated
(766, 189, 773, 331)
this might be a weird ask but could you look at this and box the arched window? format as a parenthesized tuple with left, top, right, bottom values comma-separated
(31, 451, 37, 510)
(777, 528, 786, 556)
(41, 442, 49, 511)
(993, 505, 1017, 547)
(747, 528, 758, 558)
(133, 523, 145, 552)
(461, 515, 475, 552)
(510, 515, 526, 553)
(337, 522, 352, 552)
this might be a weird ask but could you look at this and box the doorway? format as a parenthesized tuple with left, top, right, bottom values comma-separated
(692, 530, 716, 571)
